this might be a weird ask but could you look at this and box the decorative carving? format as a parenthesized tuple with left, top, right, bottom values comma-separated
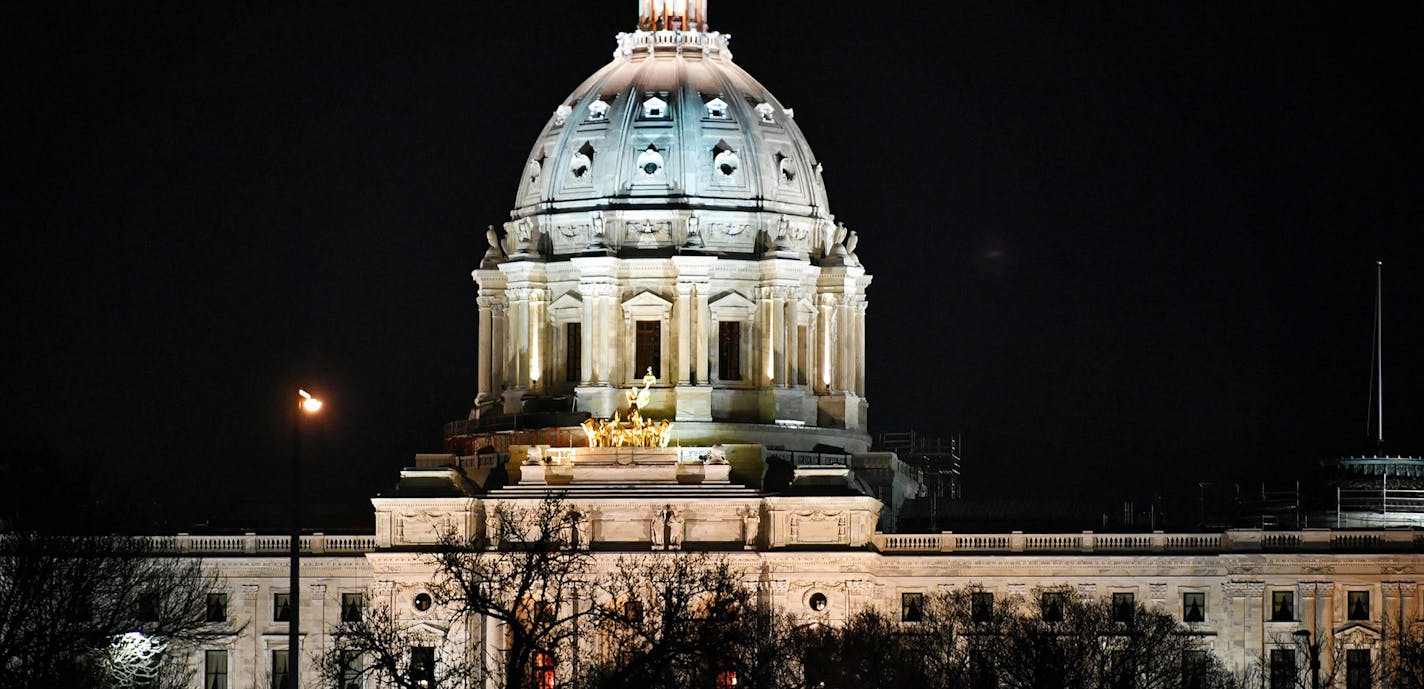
(240, 584, 260, 601)
(684, 214, 703, 248)
(555, 223, 587, 239)
(1148, 583, 1167, 600)
(1007, 583, 1027, 596)
(553, 104, 572, 126)
(667, 508, 684, 550)
(709, 444, 729, 464)
(483, 225, 507, 267)
(1222, 580, 1265, 597)
(628, 219, 670, 236)
(711, 222, 750, 237)
(590, 211, 606, 247)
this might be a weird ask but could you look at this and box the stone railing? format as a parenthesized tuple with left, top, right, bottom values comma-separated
(148, 533, 377, 555)
(873, 529, 1422, 554)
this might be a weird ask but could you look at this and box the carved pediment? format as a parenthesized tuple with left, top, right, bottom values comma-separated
(549, 292, 583, 321)
(621, 290, 673, 316)
(1333, 621, 1382, 645)
(708, 291, 756, 320)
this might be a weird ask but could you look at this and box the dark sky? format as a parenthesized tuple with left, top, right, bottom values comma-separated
(5, 2, 1422, 529)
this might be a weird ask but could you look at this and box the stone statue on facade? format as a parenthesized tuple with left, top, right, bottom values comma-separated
(651, 505, 669, 549)
(666, 507, 684, 550)
(484, 510, 501, 550)
(709, 443, 729, 465)
(742, 507, 759, 549)
(482, 225, 507, 267)
(573, 510, 591, 550)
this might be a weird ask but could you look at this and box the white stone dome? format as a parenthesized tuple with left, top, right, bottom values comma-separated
(503, 27, 834, 259)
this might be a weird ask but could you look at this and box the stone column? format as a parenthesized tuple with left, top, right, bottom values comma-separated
(529, 288, 546, 391)
(491, 299, 508, 394)
(816, 295, 834, 394)
(580, 287, 597, 384)
(695, 285, 710, 384)
(759, 286, 774, 389)
(477, 296, 494, 400)
(771, 287, 787, 386)
(676, 283, 692, 385)
(854, 299, 867, 396)
(788, 297, 801, 386)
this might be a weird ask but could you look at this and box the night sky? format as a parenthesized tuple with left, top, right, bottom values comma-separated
(6, 2, 1422, 530)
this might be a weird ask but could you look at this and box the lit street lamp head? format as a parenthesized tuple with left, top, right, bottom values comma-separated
(298, 389, 323, 414)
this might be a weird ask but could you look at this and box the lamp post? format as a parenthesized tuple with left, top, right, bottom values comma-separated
(1293, 629, 1321, 689)
(290, 389, 323, 689)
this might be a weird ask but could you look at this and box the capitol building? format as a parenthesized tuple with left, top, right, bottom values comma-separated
(165, 3, 1420, 687)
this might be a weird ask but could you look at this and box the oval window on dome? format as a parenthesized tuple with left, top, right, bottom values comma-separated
(713, 145, 739, 180)
(636, 145, 665, 179)
(808, 592, 828, 612)
(775, 152, 796, 183)
(570, 143, 595, 180)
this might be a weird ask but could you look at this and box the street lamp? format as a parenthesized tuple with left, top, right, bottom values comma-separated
(1293, 629, 1321, 689)
(290, 389, 323, 689)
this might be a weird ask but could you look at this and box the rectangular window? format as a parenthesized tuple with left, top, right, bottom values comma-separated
(205, 593, 227, 623)
(1346, 649, 1371, 689)
(796, 324, 808, 385)
(1183, 592, 1205, 623)
(1348, 590, 1370, 621)
(271, 650, 289, 689)
(971, 591, 994, 623)
(1269, 649, 1296, 689)
(340, 650, 363, 689)
(1041, 591, 1066, 622)
(534, 651, 556, 689)
(718, 321, 742, 381)
(901, 592, 924, 622)
(1112, 592, 1135, 623)
(1271, 591, 1295, 622)
(274, 592, 291, 622)
(565, 323, 581, 383)
(1181, 650, 1207, 689)
(137, 593, 158, 621)
(204, 650, 228, 689)
(341, 593, 365, 623)
(635, 320, 661, 379)
(410, 646, 435, 687)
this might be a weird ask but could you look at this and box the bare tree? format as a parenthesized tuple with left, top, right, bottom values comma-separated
(580, 553, 752, 689)
(1387, 618, 1424, 689)
(0, 532, 234, 689)
(326, 496, 595, 689)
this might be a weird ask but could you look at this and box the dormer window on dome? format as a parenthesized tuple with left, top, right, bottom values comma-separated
(588, 99, 610, 122)
(641, 95, 670, 120)
(704, 96, 730, 120)
(554, 104, 573, 127)
(755, 102, 775, 124)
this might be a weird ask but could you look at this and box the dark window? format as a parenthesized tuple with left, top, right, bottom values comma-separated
(796, 324, 808, 385)
(1270, 649, 1296, 689)
(341, 593, 365, 623)
(271, 650, 289, 689)
(204, 650, 228, 689)
(1183, 592, 1205, 623)
(205, 593, 227, 623)
(410, 646, 435, 688)
(1181, 650, 1207, 689)
(1041, 592, 1066, 622)
(901, 592, 924, 622)
(971, 591, 994, 623)
(413, 593, 433, 612)
(274, 593, 291, 622)
(718, 321, 742, 380)
(1271, 591, 1295, 622)
(1110, 650, 1133, 689)
(808, 592, 828, 612)
(969, 649, 996, 689)
(715, 659, 738, 689)
(1112, 592, 1135, 623)
(533, 651, 556, 689)
(137, 593, 158, 621)
(622, 600, 644, 623)
(1346, 649, 1371, 689)
(340, 651, 363, 689)
(1348, 591, 1370, 621)
(635, 321, 661, 379)
(565, 323, 581, 383)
